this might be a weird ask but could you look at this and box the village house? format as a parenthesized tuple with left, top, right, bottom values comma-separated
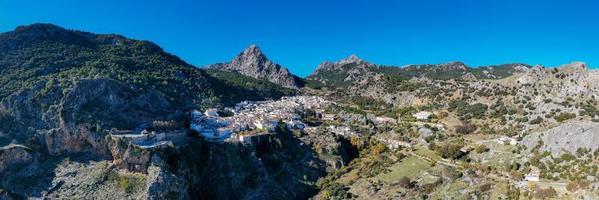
(386, 139, 412, 150)
(110, 129, 187, 149)
(327, 125, 356, 137)
(236, 132, 270, 144)
(413, 111, 433, 120)
(322, 114, 336, 121)
(525, 167, 540, 182)
(375, 116, 397, 125)
(496, 136, 518, 145)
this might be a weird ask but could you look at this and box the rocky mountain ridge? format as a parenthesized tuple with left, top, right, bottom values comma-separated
(306, 54, 533, 88)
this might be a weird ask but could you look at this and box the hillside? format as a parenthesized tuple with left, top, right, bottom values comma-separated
(0, 24, 326, 200)
(2, 23, 599, 200)
(306, 56, 530, 89)
(0, 23, 293, 147)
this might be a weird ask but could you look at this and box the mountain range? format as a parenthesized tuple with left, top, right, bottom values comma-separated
(2, 23, 599, 200)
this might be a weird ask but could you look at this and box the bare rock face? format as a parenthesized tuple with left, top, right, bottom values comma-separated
(312, 54, 375, 73)
(307, 54, 379, 87)
(43, 125, 109, 157)
(513, 62, 599, 99)
(521, 121, 599, 157)
(0, 145, 33, 173)
(106, 137, 151, 173)
(142, 154, 188, 200)
(210, 45, 301, 88)
(1, 78, 175, 157)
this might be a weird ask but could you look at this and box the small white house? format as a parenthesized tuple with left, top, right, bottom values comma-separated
(375, 116, 397, 124)
(525, 169, 540, 182)
(496, 136, 518, 145)
(254, 120, 265, 130)
(322, 114, 336, 121)
(413, 111, 433, 120)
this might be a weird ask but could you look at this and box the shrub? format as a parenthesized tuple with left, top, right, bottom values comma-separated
(398, 176, 413, 188)
(371, 143, 387, 155)
(436, 142, 465, 160)
(529, 116, 543, 125)
(455, 123, 477, 134)
(554, 112, 576, 122)
(535, 187, 557, 199)
(566, 181, 578, 192)
(560, 153, 576, 161)
(475, 145, 490, 153)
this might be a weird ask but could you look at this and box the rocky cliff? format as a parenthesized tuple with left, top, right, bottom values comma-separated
(0, 144, 33, 174)
(521, 121, 599, 157)
(306, 55, 378, 88)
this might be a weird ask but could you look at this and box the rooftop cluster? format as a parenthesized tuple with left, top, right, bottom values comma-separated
(191, 96, 332, 142)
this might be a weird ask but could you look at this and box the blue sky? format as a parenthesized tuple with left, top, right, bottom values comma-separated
(1, 0, 599, 76)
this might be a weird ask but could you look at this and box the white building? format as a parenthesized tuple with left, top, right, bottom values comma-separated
(322, 114, 336, 121)
(496, 136, 518, 145)
(413, 111, 433, 120)
(525, 168, 540, 182)
(375, 116, 397, 125)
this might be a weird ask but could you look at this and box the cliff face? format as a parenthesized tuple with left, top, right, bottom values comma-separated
(173, 128, 353, 200)
(0, 145, 33, 174)
(210, 45, 302, 89)
(521, 121, 599, 157)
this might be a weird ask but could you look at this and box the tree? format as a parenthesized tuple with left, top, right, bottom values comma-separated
(566, 181, 578, 192)
(455, 123, 477, 134)
(529, 116, 543, 125)
(398, 176, 413, 188)
(554, 112, 576, 122)
(436, 142, 465, 160)
(535, 187, 557, 199)
(475, 144, 489, 153)
(371, 143, 387, 155)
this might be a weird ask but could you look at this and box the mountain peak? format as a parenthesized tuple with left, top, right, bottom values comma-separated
(209, 45, 300, 88)
(558, 62, 587, 73)
(242, 44, 264, 57)
(339, 54, 363, 64)
(14, 23, 66, 33)
(2, 23, 78, 41)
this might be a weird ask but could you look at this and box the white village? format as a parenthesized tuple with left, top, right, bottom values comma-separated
(108, 96, 332, 149)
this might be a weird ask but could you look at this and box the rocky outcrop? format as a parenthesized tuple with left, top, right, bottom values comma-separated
(107, 137, 151, 173)
(521, 121, 599, 157)
(210, 45, 301, 88)
(142, 154, 187, 200)
(1, 78, 176, 157)
(403, 61, 469, 72)
(43, 125, 109, 157)
(306, 55, 379, 87)
(311, 54, 376, 74)
(513, 62, 599, 99)
(0, 144, 33, 174)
